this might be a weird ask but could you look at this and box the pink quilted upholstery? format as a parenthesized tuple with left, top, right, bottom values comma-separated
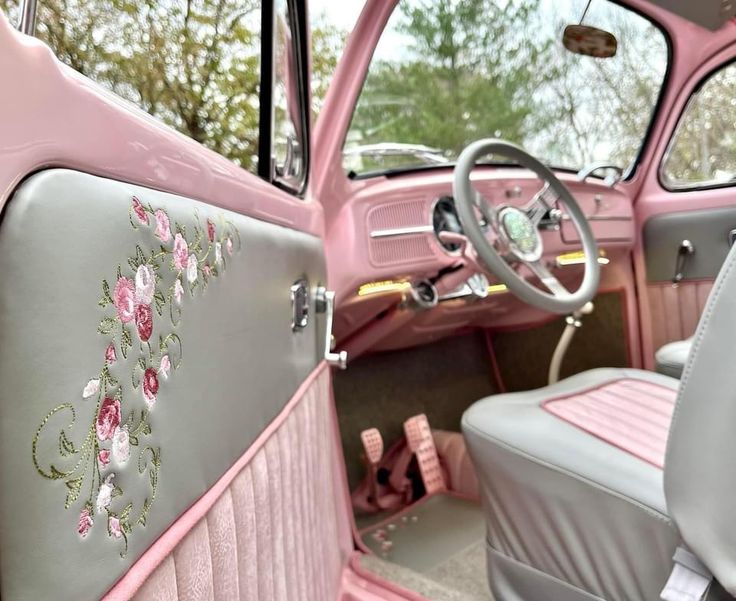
(119, 365, 353, 600)
(543, 378, 678, 469)
(647, 280, 712, 351)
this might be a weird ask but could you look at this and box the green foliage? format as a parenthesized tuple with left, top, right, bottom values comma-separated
(350, 0, 544, 161)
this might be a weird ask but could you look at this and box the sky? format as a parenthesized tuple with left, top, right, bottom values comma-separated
(309, 0, 366, 31)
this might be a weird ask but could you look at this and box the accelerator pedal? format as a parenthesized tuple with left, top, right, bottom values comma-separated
(403, 414, 446, 495)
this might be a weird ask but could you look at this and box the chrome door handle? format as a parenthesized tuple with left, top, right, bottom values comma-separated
(315, 287, 347, 369)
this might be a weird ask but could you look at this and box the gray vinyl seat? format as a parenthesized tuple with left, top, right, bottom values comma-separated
(462, 247, 736, 601)
(655, 336, 693, 379)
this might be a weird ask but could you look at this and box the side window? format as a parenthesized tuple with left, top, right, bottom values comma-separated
(662, 62, 736, 189)
(3, 0, 309, 191)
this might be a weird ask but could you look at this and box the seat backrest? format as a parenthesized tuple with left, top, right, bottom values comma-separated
(665, 242, 736, 595)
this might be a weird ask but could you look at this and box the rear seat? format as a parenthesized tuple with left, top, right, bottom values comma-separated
(655, 337, 693, 379)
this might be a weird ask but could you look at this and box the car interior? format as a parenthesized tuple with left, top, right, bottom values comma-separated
(3, 0, 736, 600)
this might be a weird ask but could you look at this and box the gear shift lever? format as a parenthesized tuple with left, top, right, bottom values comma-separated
(548, 301, 594, 385)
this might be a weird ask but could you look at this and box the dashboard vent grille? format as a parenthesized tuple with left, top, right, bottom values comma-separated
(368, 200, 427, 230)
(370, 235, 434, 266)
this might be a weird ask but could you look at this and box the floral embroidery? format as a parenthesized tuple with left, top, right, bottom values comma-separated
(32, 197, 241, 556)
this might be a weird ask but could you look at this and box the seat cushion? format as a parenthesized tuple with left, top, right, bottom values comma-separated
(655, 337, 693, 379)
(462, 368, 681, 601)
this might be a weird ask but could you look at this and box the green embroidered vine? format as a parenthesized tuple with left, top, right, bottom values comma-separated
(31, 195, 241, 556)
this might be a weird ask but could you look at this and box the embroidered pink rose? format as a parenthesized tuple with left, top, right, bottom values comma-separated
(154, 209, 171, 242)
(96, 397, 121, 442)
(135, 303, 153, 342)
(207, 219, 216, 242)
(78, 508, 94, 538)
(105, 343, 117, 364)
(159, 354, 171, 379)
(96, 474, 115, 512)
(109, 516, 123, 539)
(135, 264, 155, 305)
(132, 197, 148, 225)
(143, 368, 159, 409)
(204, 264, 211, 277)
(113, 277, 136, 323)
(226, 237, 234, 256)
(112, 426, 130, 464)
(173, 233, 188, 270)
(98, 449, 111, 467)
(174, 278, 184, 305)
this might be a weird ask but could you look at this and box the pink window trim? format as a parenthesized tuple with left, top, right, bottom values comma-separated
(102, 361, 329, 601)
(542, 378, 678, 470)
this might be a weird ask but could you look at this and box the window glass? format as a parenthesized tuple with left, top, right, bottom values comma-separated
(10, 0, 263, 172)
(344, 0, 668, 177)
(662, 63, 736, 189)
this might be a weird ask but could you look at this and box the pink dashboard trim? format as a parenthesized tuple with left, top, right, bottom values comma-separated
(543, 378, 678, 469)
(101, 362, 330, 601)
(0, 14, 323, 237)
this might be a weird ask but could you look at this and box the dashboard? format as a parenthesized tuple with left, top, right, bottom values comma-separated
(327, 167, 635, 354)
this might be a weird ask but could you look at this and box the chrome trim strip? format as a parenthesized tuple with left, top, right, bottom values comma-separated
(561, 214, 633, 222)
(370, 225, 434, 238)
(18, 0, 37, 35)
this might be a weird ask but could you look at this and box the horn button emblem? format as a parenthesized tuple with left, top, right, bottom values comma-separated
(499, 206, 542, 262)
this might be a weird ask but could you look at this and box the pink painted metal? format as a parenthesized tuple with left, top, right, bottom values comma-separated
(543, 378, 678, 469)
(0, 13, 323, 237)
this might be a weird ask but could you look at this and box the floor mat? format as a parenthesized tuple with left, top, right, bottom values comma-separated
(490, 291, 628, 392)
(359, 494, 491, 600)
(334, 333, 496, 490)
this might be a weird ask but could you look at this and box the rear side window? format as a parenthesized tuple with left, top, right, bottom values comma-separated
(662, 62, 736, 190)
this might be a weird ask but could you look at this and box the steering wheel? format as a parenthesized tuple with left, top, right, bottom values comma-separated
(452, 139, 600, 314)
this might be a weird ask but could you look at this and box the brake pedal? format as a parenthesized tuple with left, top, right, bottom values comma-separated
(403, 414, 446, 495)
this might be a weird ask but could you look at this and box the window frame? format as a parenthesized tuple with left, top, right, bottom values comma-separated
(659, 57, 736, 192)
(258, 0, 311, 198)
(17, 0, 311, 196)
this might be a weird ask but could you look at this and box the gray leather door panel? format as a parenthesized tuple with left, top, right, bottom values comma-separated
(643, 206, 736, 282)
(0, 169, 326, 600)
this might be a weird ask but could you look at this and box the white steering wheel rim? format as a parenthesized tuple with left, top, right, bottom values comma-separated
(452, 139, 600, 314)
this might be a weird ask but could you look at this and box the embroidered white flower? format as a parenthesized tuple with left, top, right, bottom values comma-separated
(159, 354, 171, 380)
(174, 278, 184, 305)
(134, 264, 156, 305)
(109, 516, 123, 539)
(82, 379, 100, 399)
(96, 474, 115, 513)
(112, 426, 130, 464)
(215, 242, 222, 265)
(186, 254, 198, 283)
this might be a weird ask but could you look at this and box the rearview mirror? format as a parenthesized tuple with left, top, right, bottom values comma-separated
(563, 24, 617, 58)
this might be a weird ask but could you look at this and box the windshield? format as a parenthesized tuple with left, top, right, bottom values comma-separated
(344, 0, 668, 177)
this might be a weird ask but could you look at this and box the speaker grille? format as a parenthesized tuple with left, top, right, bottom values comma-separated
(370, 235, 434, 266)
(368, 200, 427, 231)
